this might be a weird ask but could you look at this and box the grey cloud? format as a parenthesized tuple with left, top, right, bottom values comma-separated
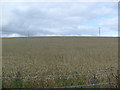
(2, 2, 117, 37)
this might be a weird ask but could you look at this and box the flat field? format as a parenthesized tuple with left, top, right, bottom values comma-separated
(2, 37, 118, 88)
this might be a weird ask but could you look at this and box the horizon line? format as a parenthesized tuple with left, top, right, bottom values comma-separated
(1, 36, 119, 39)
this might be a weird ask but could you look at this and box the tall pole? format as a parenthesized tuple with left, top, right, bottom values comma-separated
(99, 27, 100, 37)
(28, 31, 29, 38)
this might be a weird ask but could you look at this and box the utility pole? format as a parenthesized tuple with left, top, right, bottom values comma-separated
(99, 27, 101, 37)
(28, 31, 29, 38)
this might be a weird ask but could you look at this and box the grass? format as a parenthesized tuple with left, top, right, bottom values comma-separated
(2, 37, 118, 88)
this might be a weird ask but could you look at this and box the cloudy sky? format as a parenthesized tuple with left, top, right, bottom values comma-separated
(1, 2, 118, 37)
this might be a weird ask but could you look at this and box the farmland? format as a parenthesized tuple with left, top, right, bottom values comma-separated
(2, 37, 118, 88)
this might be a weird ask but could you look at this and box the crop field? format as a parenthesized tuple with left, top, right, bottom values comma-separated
(2, 37, 118, 88)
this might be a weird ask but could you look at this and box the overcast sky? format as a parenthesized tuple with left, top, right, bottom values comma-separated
(1, 2, 118, 37)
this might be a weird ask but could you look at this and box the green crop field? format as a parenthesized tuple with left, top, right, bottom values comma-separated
(2, 37, 118, 88)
